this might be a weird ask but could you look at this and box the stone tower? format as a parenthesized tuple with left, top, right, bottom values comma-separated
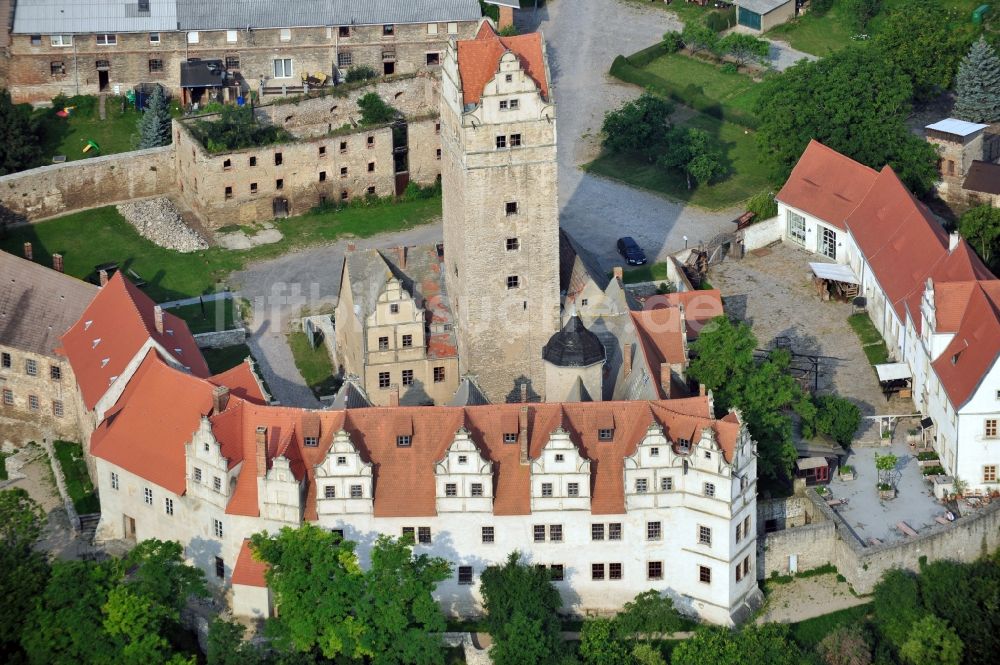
(440, 20, 560, 403)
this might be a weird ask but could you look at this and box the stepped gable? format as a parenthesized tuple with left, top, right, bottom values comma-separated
(931, 281, 1000, 408)
(60, 272, 208, 409)
(904, 238, 994, 332)
(456, 20, 548, 106)
(0, 250, 98, 359)
(776, 140, 878, 230)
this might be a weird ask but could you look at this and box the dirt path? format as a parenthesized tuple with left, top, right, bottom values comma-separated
(757, 573, 870, 624)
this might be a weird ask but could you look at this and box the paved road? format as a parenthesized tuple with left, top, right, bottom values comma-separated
(233, 0, 747, 407)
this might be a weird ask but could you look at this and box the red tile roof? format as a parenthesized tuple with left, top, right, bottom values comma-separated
(209, 360, 268, 405)
(457, 21, 549, 106)
(231, 539, 268, 587)
(662, 289, 724, 340)
(776, 140, 878, 230)
(931, 281, 1000, 407)
(60, 272, 209, 409)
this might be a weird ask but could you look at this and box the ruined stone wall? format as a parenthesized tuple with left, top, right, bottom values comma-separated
(0, 146, 175, 221)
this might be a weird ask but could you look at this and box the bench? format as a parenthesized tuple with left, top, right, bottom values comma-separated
(896, 521, 918, 537)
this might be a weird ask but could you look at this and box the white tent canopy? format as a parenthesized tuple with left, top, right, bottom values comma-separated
(809, 262, 860, 285)
(875, 362, 912, 383)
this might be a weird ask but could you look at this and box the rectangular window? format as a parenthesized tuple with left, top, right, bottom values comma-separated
(635, 478, 648, 493)
(213, 519, 223, 538)
(226, 30, 238, 43)
(506, 237, 520, 251)
(226, 55, 240, 70)
(28, 395, 39, 411)
(609, 563, 622, 580)
(96, 34, 117, 45)
(426, 52, 440, 66)
(482, 526, 494, 543)
(148, 59, 163, 73)
(650, 447, 660, 457)
(339, 26, 351, 37)
(448, 22, 458, 34)
(986, 419, 998, 437)
(50, 61, 66, 76)
(224, 186, 233, 200)
(397, 435, 412, 447)
(149, 33, 160, 44)
(598, 428, 614, 440)
(648, 561, 663, 580)
(1, 352, 10, 368)
(366, 186, 376, 196)
(378, 336, 389, 350)
(336, 456, 346, 466)
(743, 556, 751, 576)
(187, 31, 199, 44)
(194, 467, 202, 483)
(471, 483, 484, 497)
(2, 389, 12, 406)
(647, 521, 661, 541)
(401, 334, 413, 348)
(379, 372, 391, 388)
(213, 476, 222, 492)
(534, 525, 545, 542)
(215, 556, 224, 579)
(736, 523, 743, 542)
(541, 482, 553, 497)
(744, 515, 752, 537)
(401, 369, 414, 386)
(609, 523, 622, 540)
(25, 359, 37, 376)
(698, 525, 712, 546)
(567, 482, 579, 497)
(445, 483, 457, 497)
(507, 275, 520, 289)
(367, 136, 375, 148)
(111, 471, 119, 490)
(504, 432, 517, 444)
(325, 485, 336, 499)
(280, 28, 291, 42)
(249, 156, 257, 166)
(276, 179, 284, 190)
(699, 565, 712, 584)
(350, 484, 362, 498)
(51, 35, 73, 47)
(496, 135, 507, 149)
(52, 400, 63, 417)
(30, 35, 41, 46)
(418, 527, 431, 544)
(510, 133, 522, 147)
(458, 566, 473, 585)
(704, 482, 716, 497)
(500, 100, 509, 111)
(985, 465, 998, 483)
(273, 58, 293, 78)
(165, 497, 174, 516)
(510, 99, 520, 110)
(250, 183, 258, 194)
(436, 149, 442, 160)
(402, 526, 415, 540)
(787, 210, 806, 245)
(367, 161, 376, 173)
(340, 166, 348, 177)
(549, 525, 563, 542)
(592, 524, 605, 541)
(551, 564, 564, 581)
(383, 24, 395, 36)
(390, 303, 399, 314)
(144, 487, 153, 505)
(661, 477, 673, 491)
(592, 563, 605, 581)
(427, 23, 439, 35)
(331, 528, 344, 539)
(736, 562, 743, 582)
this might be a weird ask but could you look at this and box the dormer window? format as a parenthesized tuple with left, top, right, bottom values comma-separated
(92, 338, 101, 348)
(84, 320, 92, 330)
(336, 455, 347, 465)
(397, 435, 412, 447)
(458, 455, 468, 464)
(174, 348, 182, 355)
(650, 447, 659, 457)
(101, 358, 110, 368)
(598, 428, 614, 441)
(304, 436, 318, 447)
(554, 454, 564, 462)
(503, 432, 517, 443)
(677, 438, 691, 452)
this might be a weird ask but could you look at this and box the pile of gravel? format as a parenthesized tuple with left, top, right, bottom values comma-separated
(116, 198, 208, 253)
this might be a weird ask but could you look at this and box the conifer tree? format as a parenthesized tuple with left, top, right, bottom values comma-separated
(136, 86, 173, 149)
(953, 37, 1000, 123)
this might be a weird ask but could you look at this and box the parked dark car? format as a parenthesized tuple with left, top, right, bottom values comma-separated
(616, 237, 647, 265)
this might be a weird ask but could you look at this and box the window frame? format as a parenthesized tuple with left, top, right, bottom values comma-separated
(482, 526, 495, 543)
(608, 523, 622, 540)
(646, 521, 662, 541)
(51, 35, 73, 47)
(648, 561, 663, 580)
(96, 34, 118, 46)
(591, 523, 605, 541)
(273, 58, 293, 79)
(457, 565, 473, 585)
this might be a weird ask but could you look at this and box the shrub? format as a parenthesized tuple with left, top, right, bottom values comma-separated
(817, 624, 872, 665)
(916, 451, 940, 461)
(746, 190, 778, 220)
(190, 105, 293, 152)
(357, 92, 396, 125)
(662, 31, 684, 53)
(704, 7, 737, 33)
(345, 65, 379, 83)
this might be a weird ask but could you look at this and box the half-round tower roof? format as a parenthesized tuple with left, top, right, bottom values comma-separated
(543, 316, 605, 367)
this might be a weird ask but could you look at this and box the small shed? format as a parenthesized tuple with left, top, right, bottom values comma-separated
(796, 456, 832, 484)
(735, 0, 796, 33)
(875, 362, 912, 399)
(180, 59, 241, 107)
(809, 262, 860, 301)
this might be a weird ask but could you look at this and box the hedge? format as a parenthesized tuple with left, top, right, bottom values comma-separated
(608, 55, 759, 129)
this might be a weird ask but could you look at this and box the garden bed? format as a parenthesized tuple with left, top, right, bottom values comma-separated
(53, 440, 100, 514)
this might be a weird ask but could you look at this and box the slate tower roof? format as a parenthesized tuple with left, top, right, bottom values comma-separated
(543, 315, 605, 367)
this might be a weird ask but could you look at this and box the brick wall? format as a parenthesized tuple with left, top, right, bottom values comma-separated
(0, 146, 175, 220)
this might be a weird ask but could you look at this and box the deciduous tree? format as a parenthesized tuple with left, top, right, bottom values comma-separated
(953, 37, 1000, 123)
(817, 624, 872, 665)
(0, 88, 43, 175)
(681, 22, 718, 57)
(717, 33, 770, 69)
(957, 204, 1000, 270)
(601, 92, 674, 162)
(671, 624, 804, 665)
(0, 489, 49, 657)
(659, 128, 725, 189)
(842, 0, 881, 32)
(900, 615, 963, 665)
(357, 92, 397, 126)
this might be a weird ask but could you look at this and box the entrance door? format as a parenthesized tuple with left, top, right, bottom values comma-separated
(383, 61, 395, 76)
(819, 227, 836, 259)
(815, 465, 829, 482)
(96, 61, 110, 91)
(272, 197, 289, 218)
(124, 515, 136, 539)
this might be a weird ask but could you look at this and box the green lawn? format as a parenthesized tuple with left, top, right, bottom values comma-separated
(35, 96, 141, 163)
(201, 343, 254, 375)
(167, 298, 238, 334)
(53, 440, 100, 515)
(788, 603, 872, 649)
(643, 52, 764, 118)
(0, 196, 442, 302)
(586, 112, 772, 209)
(847, 313, 890, 366)
(620, 262, 670, 285)
(287, 330, 340, 398)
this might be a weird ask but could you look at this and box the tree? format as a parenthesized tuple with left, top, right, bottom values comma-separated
(123, 539, 207, 616)
(136, 85, 172, 149)
(745, 190, 777, 221)
(480, 552, 564, 665)
(355, 535, 451, 665)
(842, 0, 881, 32)
(579, 618, 631, 665)
(817, 624, 871, 665)
(681, 22, 718, 56)
(103, 586, 187, 665)
(0, 487, 45, 551)
(632, 643, 667, 665)
(601, 92, 674, 162)
(251, 524, 365, 660)
(717, 33, 770, 69)
(671, 624, 804, 665)
(0, 88, 43, 175)
(953, 37, 1000, 123)
(801, 395, 861, 448)
(875, 0, 975, 102)
(0, 489, 49, 657)
(206, 618, 267, 665)
(915, 558, 1000, 665)
(357, 92, 396, 126)
(872, 568, 924, 650)
(958, 204, 1000, 269)
(755, 47, 938, 195)
(900, 615, 963, 665)
(687, 316, 756, 405)
(659, 128, 725, 189)
(875, 453, 898, 489)
(614, 590, 685, 637)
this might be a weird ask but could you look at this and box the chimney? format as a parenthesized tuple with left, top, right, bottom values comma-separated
(255, 426, 267, 477)
(153, 305, 164, 335)
(699, 383, 707, 397)
(518, 406, 529, 465)
(22, 242, 32, 261)
(623, 343, 633, 377)
(52, 254, 64, 273)
(398, 246, 406, 270)
(212, 385, 230, 413)
(498, 5, 515, 30)
(520, 382, 528, 403)
(613, 266, 624, 281)
(98, 269, 109, 286)
(949, 231, 960, 252)
(660, 362, 672, 399)
(389, 384, 399, 406)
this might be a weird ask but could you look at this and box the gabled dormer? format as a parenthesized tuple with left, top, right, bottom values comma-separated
(624, 422, 682, 510)
(530, 426, 591, 511)
(186, 416, 234, 511)
(435, 427, 493, 513)
(315, 429, 374, 516)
